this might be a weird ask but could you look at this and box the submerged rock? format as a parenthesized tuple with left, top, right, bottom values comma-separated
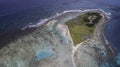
(0, 19, 74, 67)
(0, 9, 118, 67)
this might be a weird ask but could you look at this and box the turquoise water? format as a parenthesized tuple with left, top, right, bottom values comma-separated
(0, 0, 120, 66)
(35, 48, 54, 61)
(0, 0, 120, 49)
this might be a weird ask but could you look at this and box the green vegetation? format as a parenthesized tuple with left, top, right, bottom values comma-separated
(66, 12, 102, 45)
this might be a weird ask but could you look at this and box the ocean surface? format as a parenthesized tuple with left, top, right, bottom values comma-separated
(0, 0, 120, 50)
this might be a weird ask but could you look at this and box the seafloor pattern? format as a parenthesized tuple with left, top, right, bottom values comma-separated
(0, 9, 119, 67)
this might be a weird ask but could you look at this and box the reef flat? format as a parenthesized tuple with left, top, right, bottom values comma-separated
(0, 9, 118, 67)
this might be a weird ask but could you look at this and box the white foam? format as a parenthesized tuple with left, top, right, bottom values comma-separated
(21, 9, 111, 30)
(21, 18, 50, 30)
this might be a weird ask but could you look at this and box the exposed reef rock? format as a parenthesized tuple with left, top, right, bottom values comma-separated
(0, 9, 118, 67)
(0, 14, 75, 67)
(73, 14, 114, 67)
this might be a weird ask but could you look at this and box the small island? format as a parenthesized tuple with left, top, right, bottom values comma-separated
(0, 9, 117, 67)
(66, 12, 102, 45)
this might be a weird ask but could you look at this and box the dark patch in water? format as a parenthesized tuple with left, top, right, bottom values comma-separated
(0, 27, 36, 49)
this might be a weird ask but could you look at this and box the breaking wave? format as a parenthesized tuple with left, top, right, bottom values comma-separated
(21, 9, 111, 30)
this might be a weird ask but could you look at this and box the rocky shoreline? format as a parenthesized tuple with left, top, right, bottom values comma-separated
(0, 9, 118, 67)
(46, 9, 116, 67)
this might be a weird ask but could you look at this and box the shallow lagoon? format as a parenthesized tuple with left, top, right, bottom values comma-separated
(35, 48, 54, 61)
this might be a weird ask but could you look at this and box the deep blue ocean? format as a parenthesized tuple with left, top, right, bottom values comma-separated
(0, 0, 120, 50)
